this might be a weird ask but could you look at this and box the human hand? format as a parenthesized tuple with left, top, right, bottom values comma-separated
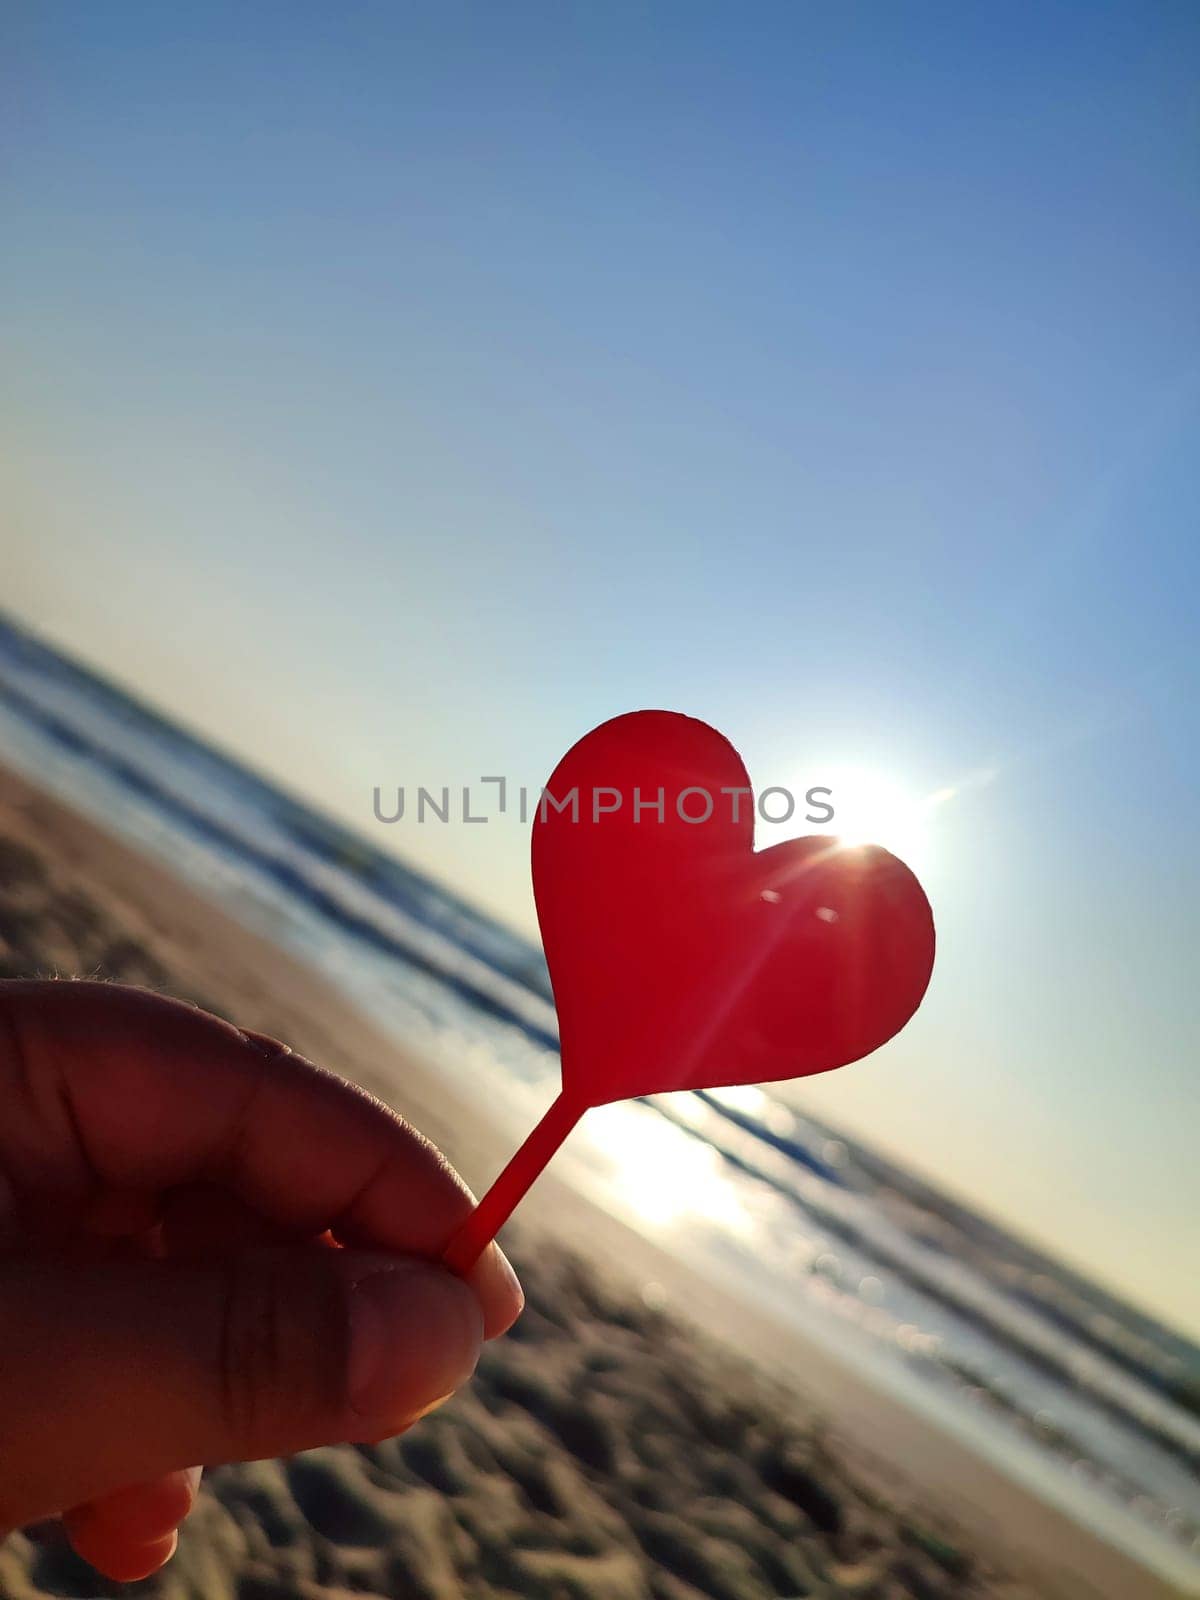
(0, 980, 523, 1580)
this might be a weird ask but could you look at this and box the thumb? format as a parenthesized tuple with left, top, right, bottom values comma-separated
(0, 1249, 482, 1527)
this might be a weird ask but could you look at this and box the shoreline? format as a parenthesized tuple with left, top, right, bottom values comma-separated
(0, 758, 1192, 1600)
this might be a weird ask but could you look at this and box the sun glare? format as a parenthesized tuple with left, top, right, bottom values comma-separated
(778, 763, 953, 870)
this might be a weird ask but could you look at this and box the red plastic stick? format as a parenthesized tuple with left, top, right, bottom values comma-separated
(442, 1093, 584, 1274)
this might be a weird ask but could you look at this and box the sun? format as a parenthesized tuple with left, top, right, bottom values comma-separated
(775, 762, 952, 870)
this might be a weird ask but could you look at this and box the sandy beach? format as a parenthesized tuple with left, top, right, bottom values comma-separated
(0, 763, 1186, 1600)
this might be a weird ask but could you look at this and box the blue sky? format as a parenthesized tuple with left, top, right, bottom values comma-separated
(4, 2, 1198, 1332)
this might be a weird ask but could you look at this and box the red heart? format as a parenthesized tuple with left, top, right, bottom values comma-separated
(533, 710, 935, 1107)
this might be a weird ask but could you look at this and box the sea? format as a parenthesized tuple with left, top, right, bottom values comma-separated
(0, 611, 1196, 1592)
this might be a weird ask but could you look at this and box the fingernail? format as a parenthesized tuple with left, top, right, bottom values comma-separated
(492, 1245, 524, 1315)
(411, 1390, 456, 1421)
(349, 1266, 482, 1426)
(183, 1466, 203, 1497)
(237, 1029, 291, 1060)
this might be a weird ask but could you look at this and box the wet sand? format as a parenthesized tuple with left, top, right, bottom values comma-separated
(0, 763, 1186, 1600)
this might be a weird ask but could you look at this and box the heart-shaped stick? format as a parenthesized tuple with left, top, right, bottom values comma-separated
(443, 711, 935, 1274)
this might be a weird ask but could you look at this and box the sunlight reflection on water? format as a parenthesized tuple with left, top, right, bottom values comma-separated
(582, 1101, 755, 1235)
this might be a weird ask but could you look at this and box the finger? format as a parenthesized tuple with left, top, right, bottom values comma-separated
(162, 1184, 523, 1349)
(160, 1182, 323, 1258)
(64, 1468, 200, 1579)
(80, 1186, 162, 1240)
(0, 981, 522, 1337)
(0, 1248, 482, 1527)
